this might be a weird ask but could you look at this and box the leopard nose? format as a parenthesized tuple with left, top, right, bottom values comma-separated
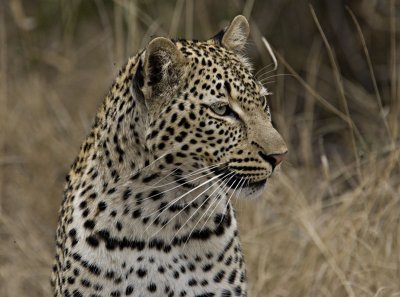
(269, 152, 287, 166)
(258, 151, 288, 169)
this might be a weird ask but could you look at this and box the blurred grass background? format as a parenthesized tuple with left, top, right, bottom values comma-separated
(0, 0, 399, 296)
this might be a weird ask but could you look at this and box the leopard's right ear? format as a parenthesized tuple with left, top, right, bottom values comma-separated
(213, 15, 250, 52)
(132, 37, 187, 108)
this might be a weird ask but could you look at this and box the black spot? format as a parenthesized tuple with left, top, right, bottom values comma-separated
(163, 244, 172, 253)
(98, 229, 110, 239)
(191, 228, 212, 240)
(137, 268, 147, 278)
(159, 120, 166, 130)
(194, 293, 215, 297)
(166, 127, 175, 135)
(123, 189, 132, 200)
(187, 262, 195, 271)
(132, 209, 142, 218)
(86, 236, 99, 247)
(143, 173, 160, 183)
(72, 253, 81, 261)
(213, 270, 225, 283)
(148, 238, 165, 250)
(178, 117, 190, 129)
(67, 277, 75, 284)
(228, 269, 237, 284)
(165, 154, 174, 164)
(224, 81, 231, 94)
(98, 201, 107, 211)
(221, 290, 232, 297)
(72, 290, 83, 297)
(79, 201, 87, 209)
(81, 279, 91, 287)
(88, 264, 101, 276)
(149, 190, 164, 201)
(107, 187, 116, 195)
(125, 286, 134, 295)
(200, 279, 208, 286)
(105, 238, 118, 250)
(83, 220, 95, 229)
(202, 263, 213, 272)
(147, 283, 157, 293)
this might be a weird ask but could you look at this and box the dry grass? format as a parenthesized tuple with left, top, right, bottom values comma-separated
(0, 1, 399, 296)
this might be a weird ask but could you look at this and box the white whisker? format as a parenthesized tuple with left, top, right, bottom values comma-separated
(197, 174, 237, 233)
(168, 173, 228, 242)
(254, 62, 274, 78)
(218, 178, 245, 225)
(130, 169, 219, 217)
(137, 163, 223, 191)
(259, 73, 294, 82)
(143, 173, 225, 235)
(257, 68, 276, 81)
(123, 164, 228, 218)
(173, 172, 236, 246)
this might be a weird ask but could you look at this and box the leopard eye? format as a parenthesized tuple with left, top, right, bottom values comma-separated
(210, 103, 228, 116)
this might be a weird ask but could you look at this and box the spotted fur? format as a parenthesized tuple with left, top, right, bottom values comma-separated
(52, 15, 287, 297)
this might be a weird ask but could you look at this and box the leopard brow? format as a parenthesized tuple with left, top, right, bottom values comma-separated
(222, 81, 246, 118)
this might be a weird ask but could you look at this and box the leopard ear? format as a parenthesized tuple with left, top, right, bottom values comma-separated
(214, 15, 250, 52)
(134, 37, 186, 103)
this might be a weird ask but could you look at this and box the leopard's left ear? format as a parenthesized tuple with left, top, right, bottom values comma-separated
(213, 15, 250, 52)
(134, 37, 187, 105)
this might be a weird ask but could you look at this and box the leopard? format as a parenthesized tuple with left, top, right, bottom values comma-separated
(51, 15, 287, 297)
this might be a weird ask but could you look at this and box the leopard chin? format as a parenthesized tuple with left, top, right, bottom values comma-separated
(231, 179, 268, 200)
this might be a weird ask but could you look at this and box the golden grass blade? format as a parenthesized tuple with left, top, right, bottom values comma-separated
(346, 6, 394, 146)
(261, 37, 278, 71)
(309, 4, 362, 182)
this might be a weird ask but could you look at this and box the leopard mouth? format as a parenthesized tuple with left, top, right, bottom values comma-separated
(211, 166, 267, 189)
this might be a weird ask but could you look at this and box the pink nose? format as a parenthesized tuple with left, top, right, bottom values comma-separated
(270, 152, 286, 166)
(258, 151, 288, 169)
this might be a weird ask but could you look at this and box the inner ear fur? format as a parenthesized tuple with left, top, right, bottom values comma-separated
(214, 15, 250, 52)
(143, 37, 187, 100)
